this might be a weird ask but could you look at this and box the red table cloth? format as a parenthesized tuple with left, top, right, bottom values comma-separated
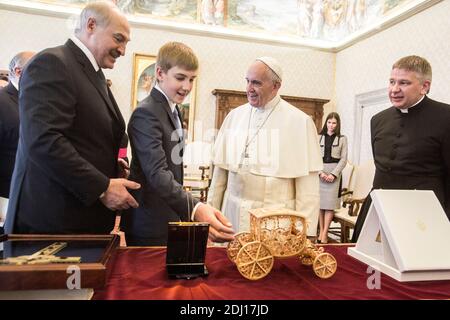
(93, 244, 450, 300)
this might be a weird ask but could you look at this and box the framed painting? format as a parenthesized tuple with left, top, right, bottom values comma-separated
(131, 53, 197, 142)
(131, 53, 156, 109)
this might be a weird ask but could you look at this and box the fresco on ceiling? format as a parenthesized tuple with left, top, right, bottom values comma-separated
(118, 0, 198, 22)
(228, 0, 409, 41)
(31, 0, 198, 21)
(26, 0, 413, 42)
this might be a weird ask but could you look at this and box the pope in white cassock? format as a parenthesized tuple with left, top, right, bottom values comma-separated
(207, 57, 323, 237)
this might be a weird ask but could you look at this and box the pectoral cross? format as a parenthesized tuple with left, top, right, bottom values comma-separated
(0, 242, 81, 265)
(238, 148, 250, 170)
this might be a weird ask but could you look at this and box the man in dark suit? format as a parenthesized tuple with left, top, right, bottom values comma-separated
(0, 52, 34, 234)
(0, 51, 34, 199)
(352, 55, 450, 242)
(123, 42, 234, 246)
(5, 2, 140, 235)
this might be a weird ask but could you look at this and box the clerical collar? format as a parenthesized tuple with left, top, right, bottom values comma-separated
(154, 83, 176, 113)
(399, 95, 425, 113)
(253, 95, 281, 114)
(70, 36, 100, 72)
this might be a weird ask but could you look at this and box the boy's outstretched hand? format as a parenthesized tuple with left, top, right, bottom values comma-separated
(194, 203, 235, 243)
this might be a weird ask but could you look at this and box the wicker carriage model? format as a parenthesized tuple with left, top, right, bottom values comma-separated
(227, 208, 337, 280)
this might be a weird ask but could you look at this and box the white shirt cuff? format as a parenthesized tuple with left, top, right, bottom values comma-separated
(191, 202, 203, 221)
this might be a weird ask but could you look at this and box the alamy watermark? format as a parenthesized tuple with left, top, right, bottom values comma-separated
(66, 265, 81, 290)
(366, 266, 381, 290)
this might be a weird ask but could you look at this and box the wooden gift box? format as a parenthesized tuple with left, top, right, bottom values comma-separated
(0, 234, 118, 290)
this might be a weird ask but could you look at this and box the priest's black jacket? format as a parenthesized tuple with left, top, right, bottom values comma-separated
(353, 96, 450, 241)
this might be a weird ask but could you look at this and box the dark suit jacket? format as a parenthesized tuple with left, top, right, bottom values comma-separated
(353, 96, 450, 241)
(5, 39, 125, 234)
(122, 88, 198, 246)
(0, 83, 19, 197)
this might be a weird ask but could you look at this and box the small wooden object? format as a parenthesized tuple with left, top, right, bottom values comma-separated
(166, 222, 209, 279)
(227, 208, 337, 280)
(0, 234, 118, 290)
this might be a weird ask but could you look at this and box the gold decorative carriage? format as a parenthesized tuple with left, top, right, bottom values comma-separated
(227, 208, 337, 280)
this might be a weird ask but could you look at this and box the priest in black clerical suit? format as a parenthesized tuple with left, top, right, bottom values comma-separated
(353, 55, 450, 242)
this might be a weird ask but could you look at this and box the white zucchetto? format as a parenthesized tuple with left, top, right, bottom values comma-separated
(256, 56, 283, 81)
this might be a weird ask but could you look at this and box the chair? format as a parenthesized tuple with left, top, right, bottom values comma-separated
(326, 161, 354, 241)
(110, 212, 127, 247)
(182, 142, 213, 203)
(340, 161, 355, 205)
(183, 165, 211, 202)
(331, 160, 375, 242)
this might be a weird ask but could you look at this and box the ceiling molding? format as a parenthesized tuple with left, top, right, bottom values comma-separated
(0, 0, 442, 52)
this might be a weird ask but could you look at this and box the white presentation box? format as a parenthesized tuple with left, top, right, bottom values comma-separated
(348, 189, 450, 282)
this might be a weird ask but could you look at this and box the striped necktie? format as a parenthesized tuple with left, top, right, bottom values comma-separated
(173, 107, 183, 139)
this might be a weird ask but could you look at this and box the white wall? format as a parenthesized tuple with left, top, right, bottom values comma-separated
(0, 7, 335, 143)
(335, 0, 450, 162)
(3, 1, 447, 162)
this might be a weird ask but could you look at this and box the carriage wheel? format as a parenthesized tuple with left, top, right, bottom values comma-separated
(235, 241, 274, 280)
(312, 253, 337, 279)
(226, 232, 254, 263)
